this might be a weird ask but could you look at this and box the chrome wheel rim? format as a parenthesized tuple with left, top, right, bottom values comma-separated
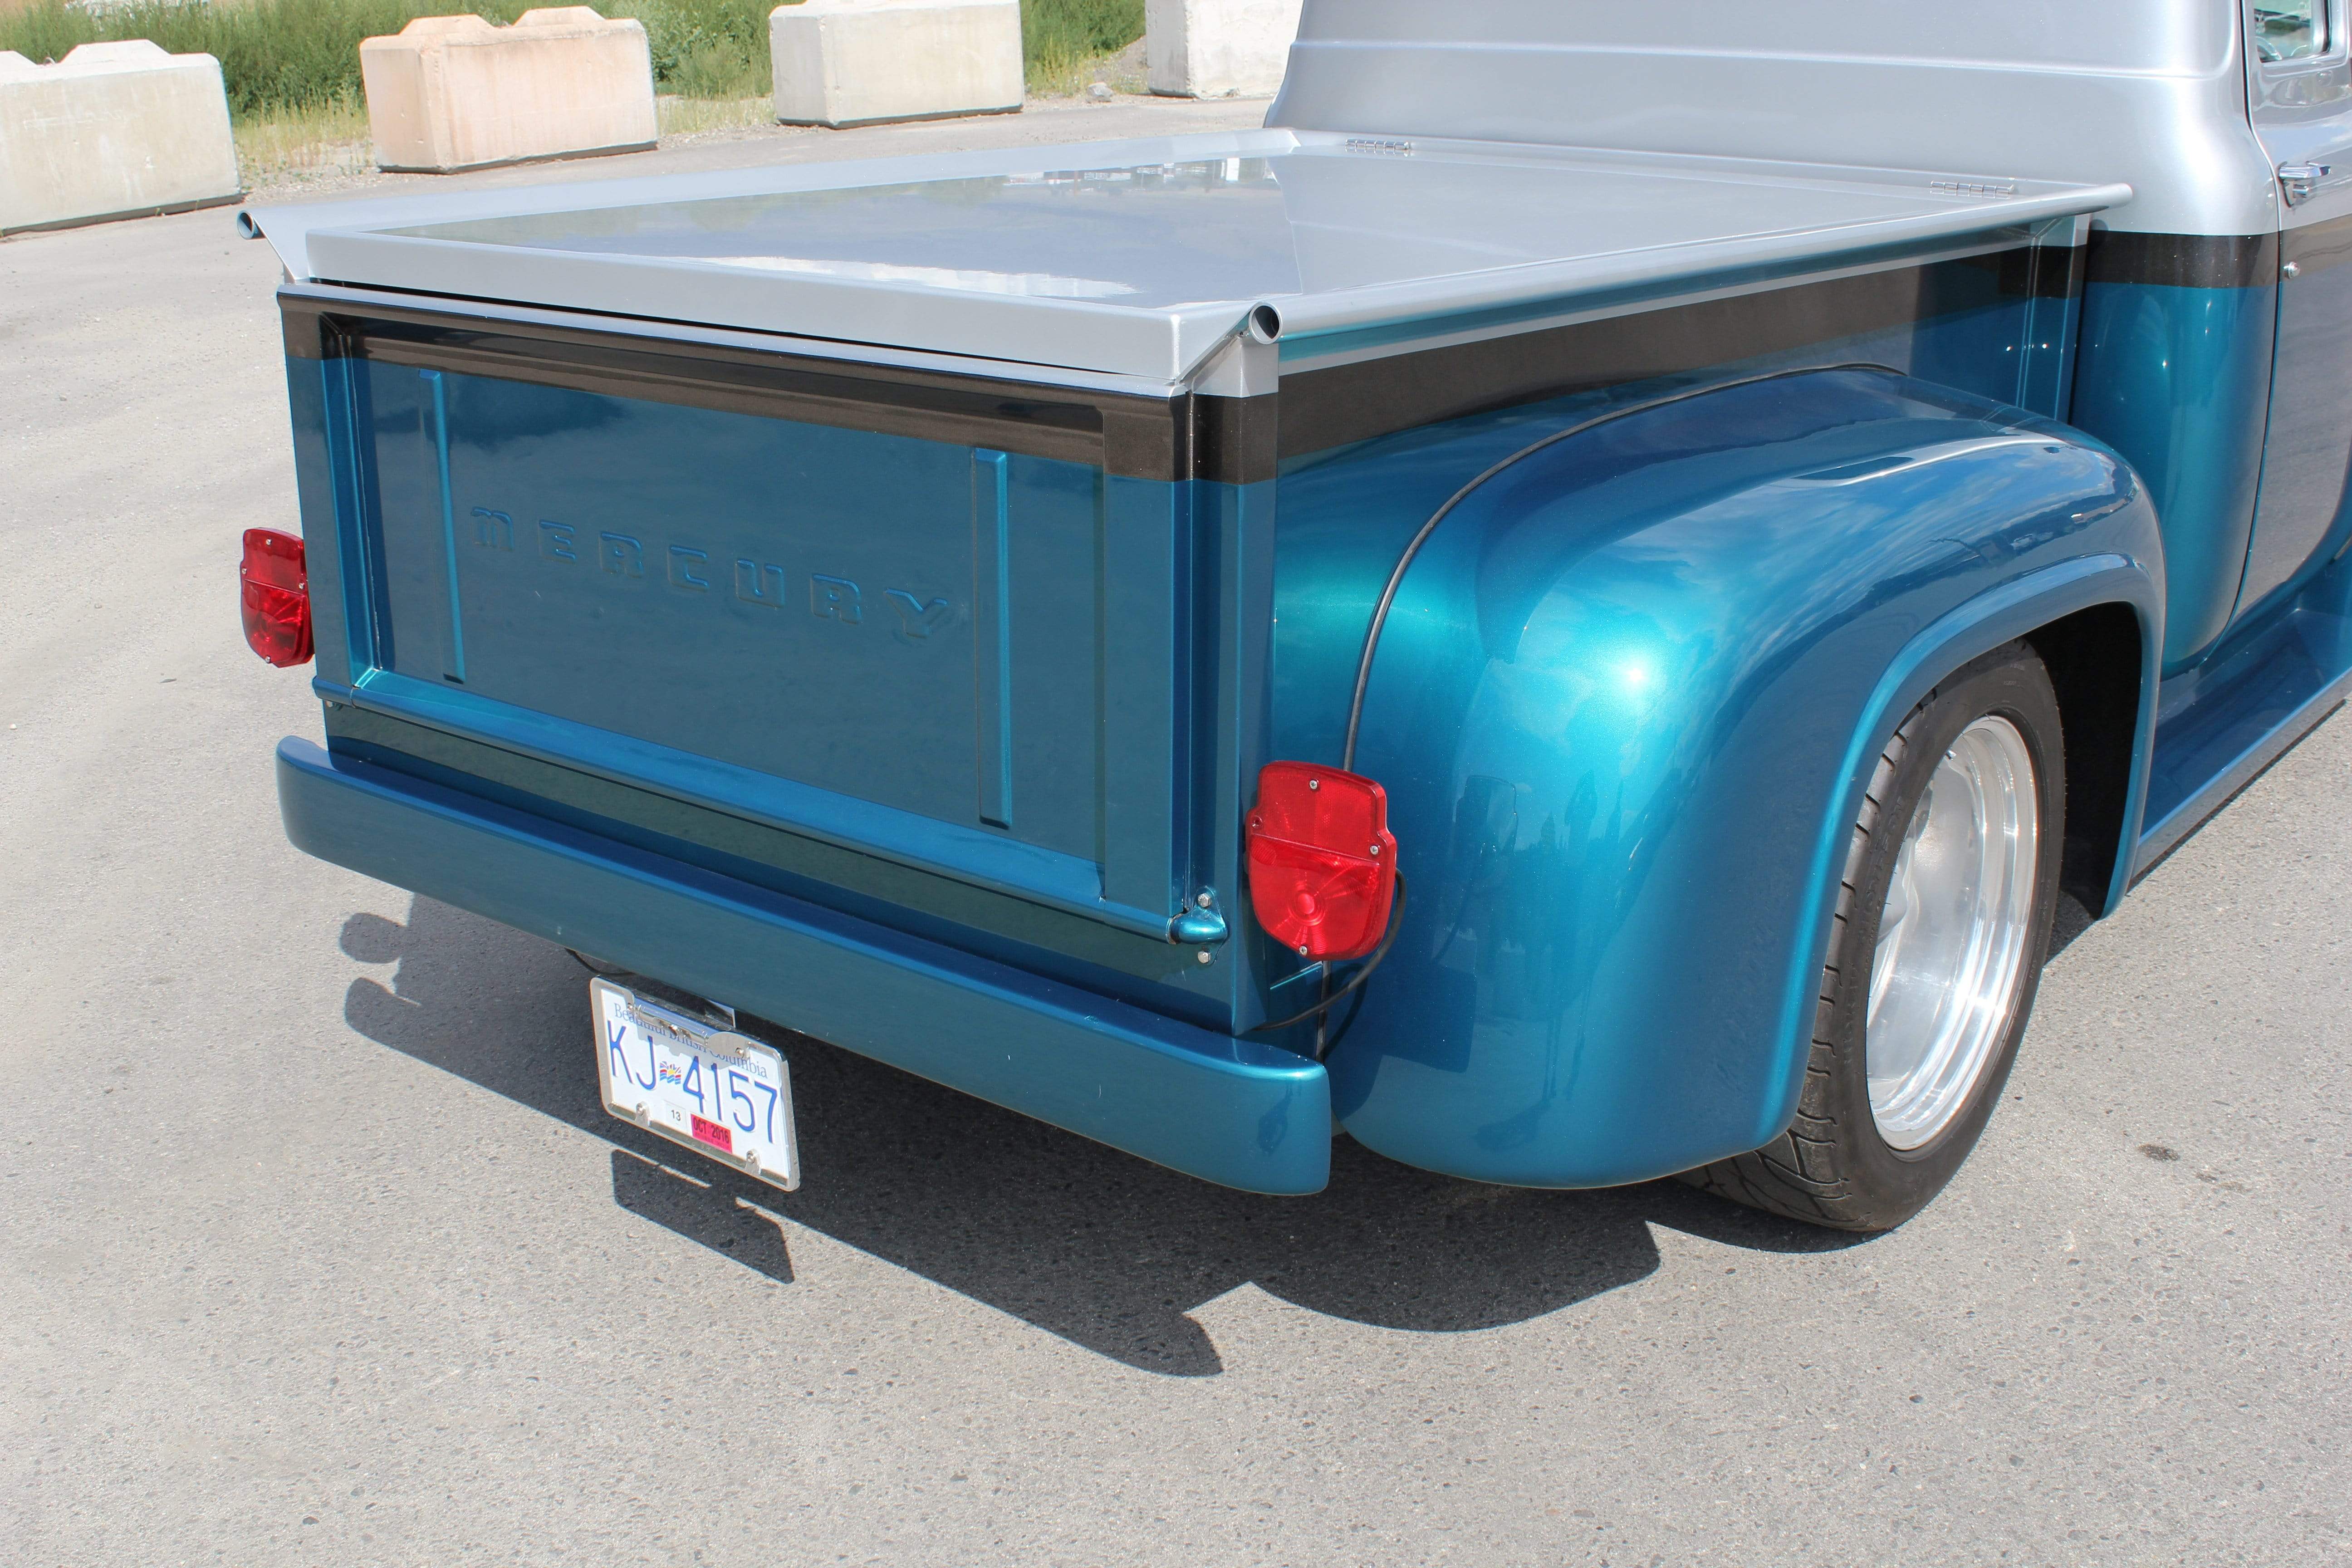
(1865, 715, 2038, 1151)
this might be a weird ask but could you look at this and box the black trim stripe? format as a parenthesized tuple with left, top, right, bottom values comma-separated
(2086, 230, 2280, 290)
(1275, 247, 2058, 461)
(278, 292, 1279, 485)
(1192, 389, 1281, 492)
(292, 230, 2283, 478)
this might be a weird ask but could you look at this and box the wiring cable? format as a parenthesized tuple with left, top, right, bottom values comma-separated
(1338, 362, 1904, 771)
(1289, 363, 1901, 1063)
(1247, 871, 1407, 1058)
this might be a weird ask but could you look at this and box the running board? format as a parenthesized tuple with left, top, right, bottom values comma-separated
(2133, 602, 2352, 881)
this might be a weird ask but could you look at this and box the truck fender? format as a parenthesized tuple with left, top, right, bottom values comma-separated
(1329, 368, 2162, 1188)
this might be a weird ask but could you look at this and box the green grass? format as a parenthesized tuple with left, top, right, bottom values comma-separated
(2, 0, 453, 118)
(230, 91, 777, 193)
(0, 0, 1144, 119)
(1022, 0, 1142, 92)
(0, 0, 773, 118)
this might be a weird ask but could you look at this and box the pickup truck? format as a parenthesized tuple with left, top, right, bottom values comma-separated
(237, 0, 2352, 1232)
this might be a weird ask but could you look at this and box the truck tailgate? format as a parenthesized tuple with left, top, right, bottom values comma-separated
(292, 299, 1263, 1005)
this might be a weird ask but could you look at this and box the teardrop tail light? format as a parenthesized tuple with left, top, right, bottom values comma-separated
(240, 528, 313, 667)
(1244, 762, 1399, 962)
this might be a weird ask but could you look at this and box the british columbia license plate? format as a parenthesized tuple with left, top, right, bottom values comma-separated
(591, 977, 800, 1191)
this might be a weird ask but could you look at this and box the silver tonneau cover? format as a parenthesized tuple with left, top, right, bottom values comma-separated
(248, 127, 2127, 382)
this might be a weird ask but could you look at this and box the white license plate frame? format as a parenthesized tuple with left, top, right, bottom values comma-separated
(591, 977, 800, 1192)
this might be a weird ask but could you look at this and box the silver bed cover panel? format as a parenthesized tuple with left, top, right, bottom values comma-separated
(247, 127, 2128, 383)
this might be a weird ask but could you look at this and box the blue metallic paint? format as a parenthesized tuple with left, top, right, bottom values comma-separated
(2062, 254, 2352, 882)
(2070, 277, 2277, 669)
(1296, 371, 2160, 1187)
(2140, 543, 2352, 870)
(276, 736, 1332, 1195)
(288, 351, 1289, 1028)
(358, 362, 1112, 874)
(2238, 245, 2352, 621)
(282, 357, 354, 690)
(1269, 254, 2098, 766)
(274, 249, 2352, 1197)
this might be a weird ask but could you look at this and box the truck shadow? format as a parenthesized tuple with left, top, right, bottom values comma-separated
(340, 896, 1866, 1377)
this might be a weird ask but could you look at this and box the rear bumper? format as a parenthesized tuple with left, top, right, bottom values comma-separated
(276, 738, 1330, 1195)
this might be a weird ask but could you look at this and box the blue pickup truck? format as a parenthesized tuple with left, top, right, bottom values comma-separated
(238, 0, 2352, 1231)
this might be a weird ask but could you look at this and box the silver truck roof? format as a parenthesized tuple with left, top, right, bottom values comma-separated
(249, 128, 2126, 384)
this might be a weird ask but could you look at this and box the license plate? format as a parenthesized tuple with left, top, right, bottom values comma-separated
(591, 977, 799, 1191)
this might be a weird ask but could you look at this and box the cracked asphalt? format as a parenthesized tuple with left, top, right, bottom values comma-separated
(2, 98, 2347, 1567)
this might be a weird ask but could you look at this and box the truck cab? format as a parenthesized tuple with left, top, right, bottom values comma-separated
(242, 0, 2352, 1230)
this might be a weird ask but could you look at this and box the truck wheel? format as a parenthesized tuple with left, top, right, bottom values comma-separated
(1681, 641, 2065, 1231)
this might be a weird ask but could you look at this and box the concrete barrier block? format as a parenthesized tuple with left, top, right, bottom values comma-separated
(770, 0, 1022, 129)
(360, 8, 657, 174)
(0, 41, 240, 236)
(1146, 0, 1300, 98)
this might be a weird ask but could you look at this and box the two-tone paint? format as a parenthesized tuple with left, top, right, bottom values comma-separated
(1244, 0, 2352, 1182)
(257, 0, 2352, 1195)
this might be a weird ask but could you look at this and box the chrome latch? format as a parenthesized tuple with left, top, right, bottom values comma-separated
(2280, 162, 2335, 206)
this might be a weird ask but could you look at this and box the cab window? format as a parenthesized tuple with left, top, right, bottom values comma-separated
(2256, 0, 2331, 62)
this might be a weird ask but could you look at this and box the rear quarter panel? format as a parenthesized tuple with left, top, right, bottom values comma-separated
(1282, 371, 2161, 1186)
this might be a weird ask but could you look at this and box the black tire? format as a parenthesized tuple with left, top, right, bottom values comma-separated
(1681, 641, 2067, 1232)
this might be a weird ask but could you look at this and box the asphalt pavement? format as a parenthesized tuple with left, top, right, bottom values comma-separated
(2, 98, 2347, 1567)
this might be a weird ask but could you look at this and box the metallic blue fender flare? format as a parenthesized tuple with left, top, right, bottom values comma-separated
(276, 738, 1331, 1195)
(1326, 369, 2163, 1189)
(1762, 552, 2163, 1147)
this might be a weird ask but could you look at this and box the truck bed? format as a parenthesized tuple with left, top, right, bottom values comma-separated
(247, 118, 2132, 1192)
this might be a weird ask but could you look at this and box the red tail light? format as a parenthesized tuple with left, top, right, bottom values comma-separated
(240, 529, 313, 667)
(1245, 762, 1398, 961)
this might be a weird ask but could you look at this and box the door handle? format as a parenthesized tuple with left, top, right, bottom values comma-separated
(2279, 162, 2345, 206)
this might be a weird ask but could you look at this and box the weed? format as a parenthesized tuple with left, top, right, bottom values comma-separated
(0, 0, 1144, 122)
(1023, 0, 1142, 91)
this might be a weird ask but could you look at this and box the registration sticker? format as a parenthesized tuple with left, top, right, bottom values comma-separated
(591, 977, 799, 1191)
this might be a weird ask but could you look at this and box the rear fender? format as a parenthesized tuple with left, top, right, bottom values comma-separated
(1331, 370, 2162, 1187)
